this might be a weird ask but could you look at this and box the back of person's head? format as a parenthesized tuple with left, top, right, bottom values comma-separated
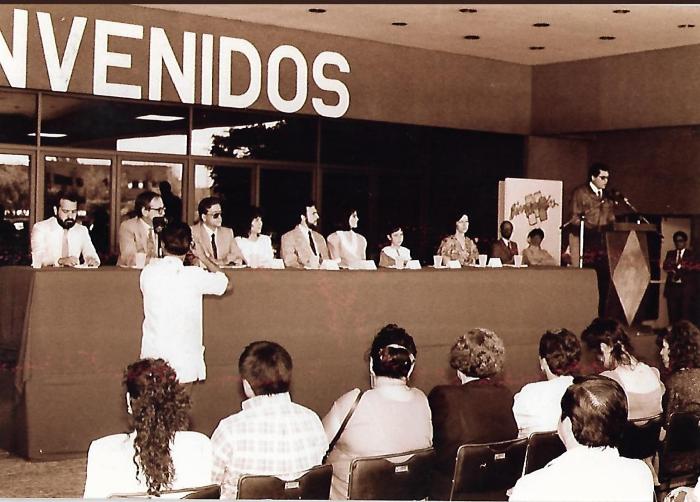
(134, 190, 160, 218)
(160, 221, 192, 256)
(588, 162, 611, 179)
(369, 324, 417, 379)
(238, 341, 293, 395)
(197, 196, 222, 219)
(539, 329, 581, 376)
(450, 328, 505, 378)
(581, 318, 635, 368)
(660, 320, 700, 372)
(560, 375, 628, 448)
(124, 358, 190, 496)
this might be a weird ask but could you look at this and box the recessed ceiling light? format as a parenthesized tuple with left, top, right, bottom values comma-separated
(27, 132, 67, 138)
(529, 46, 545, 50)
(136, 114, 185, 122)
(599, 36, 616, 40)
(391, 22, 407, 26)
(308, 8, 326, 14)
(463, 35, 480, 40)
(459, 8, 478, 13)
(533, 22, 550, 27)
(613, 9, 630, 14)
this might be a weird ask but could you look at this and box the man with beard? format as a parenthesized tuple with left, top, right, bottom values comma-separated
(31, 191, 100, 268)
(281, 201, 329, 269)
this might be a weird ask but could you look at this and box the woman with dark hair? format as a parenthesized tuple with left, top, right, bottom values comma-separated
(327, 208, 367, 268)
(378, 224, 412, 268)
(522, 228, 557, 266)
(83, 359, 212, 497)
(436, 213, 479, 266)
(657, 320, 700, 419)
(581, 318, 664, 419)
(234, 206, 275, 268)
(322, 324, 432, 499)
(428, 328, 518, 499)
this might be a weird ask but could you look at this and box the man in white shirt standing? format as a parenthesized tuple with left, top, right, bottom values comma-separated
(509, 375, 654, 502)
(280, 201, 329, 269)
(31, 191, 100, 268)
(140, 221, 230, 385)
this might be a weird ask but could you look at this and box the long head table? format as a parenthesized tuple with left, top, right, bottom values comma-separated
(1, 265, 599, 459)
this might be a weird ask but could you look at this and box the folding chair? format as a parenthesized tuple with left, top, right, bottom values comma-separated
(449, 437, 528, 501)
(347, 447, 435, 500)
(236, 464, 332, 500)
(522, 431, 566, 475)
(619, 413, 664, 460)
(658, 411, 700, 491)
(109, 484, 221, 499)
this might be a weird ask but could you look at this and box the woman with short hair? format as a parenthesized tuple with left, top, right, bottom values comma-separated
(234, 206, 275, 268)
(521, 228, 557, 266)
(436, 212, 479, 266)
(378, 225, 412, 268)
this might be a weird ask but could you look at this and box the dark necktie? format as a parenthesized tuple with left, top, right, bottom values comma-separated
(211, 233, 218, 260)
(147, 228, 155, 258)
(308, 230, 318, 255)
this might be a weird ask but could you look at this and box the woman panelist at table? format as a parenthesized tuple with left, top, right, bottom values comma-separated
(327, 208, 367, 268)
(436, 212, 479, 266)
(379, 224, 412, 268)
(234, 206, 275, 268)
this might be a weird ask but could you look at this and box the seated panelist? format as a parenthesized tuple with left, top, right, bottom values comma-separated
(379, 225, 411, 268)
(117, 190, 165, 268)
(327, 207, 368, 268)
(280, 201, 329, 269)
(190, 196, 244, 266)
(31, 190, 100, 268)
(437, 212, 479, 266)
(234, 206, 275, 268)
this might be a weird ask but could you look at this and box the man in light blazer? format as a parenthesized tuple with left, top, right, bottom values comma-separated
(281, 201, 329, 269)
(190, 196, 244, 266)
(117, 190, 164, 267)
(31, 190, 100, 268)
(490, 220, 519, 265)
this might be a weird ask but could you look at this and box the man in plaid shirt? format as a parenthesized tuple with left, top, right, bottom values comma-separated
(211, 341, 328, 498)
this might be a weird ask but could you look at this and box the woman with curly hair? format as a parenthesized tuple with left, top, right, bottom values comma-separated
(322, 324, 432, 499)
(83, 358, 212, 497)
(657, 320, 700, 419)
(428, 328, 518, 500)
(581, 318, 664, 420)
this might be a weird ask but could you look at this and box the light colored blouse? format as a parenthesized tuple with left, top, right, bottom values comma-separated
(522, 245, 557, 266)
(327, 230, 367, 268)
(602, 362, 665, 419)
(512, 375, 574, 437)
(437, 235, 479, 266)
(378, 246, 411, 268)
(235, 234, 274, 268)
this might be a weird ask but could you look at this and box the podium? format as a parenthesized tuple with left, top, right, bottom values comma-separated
(604, 223, 661, 324)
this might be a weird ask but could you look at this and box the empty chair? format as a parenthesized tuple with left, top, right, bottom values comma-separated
(109, 484, 221, 499)
(449, 437, 528, 501)
(658, 411, 700, 490)
(347, 447, 435, 500)
(522, 431, 566, 475)
(618, 413, 664, 460)
(236, 464, 333, 500)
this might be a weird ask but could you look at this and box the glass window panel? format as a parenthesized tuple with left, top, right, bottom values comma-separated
(0, 153, 30, 264)
(259, 169, 312, 245)
(0, 91, 36, 145)
(193, 107, 317, 162)
(41, 95, 187, 154)
(43, 155, 111, 258)
(195, 163, 251, 232)
(119, 160, 183, 222)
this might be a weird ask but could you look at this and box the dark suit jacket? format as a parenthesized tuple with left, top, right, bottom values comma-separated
(663, 248, 697, 296)
(490, 239, 519, 265)
(428, 379, 518, 498)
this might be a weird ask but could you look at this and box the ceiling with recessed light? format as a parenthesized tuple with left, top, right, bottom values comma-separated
(136, 4, 700, 65)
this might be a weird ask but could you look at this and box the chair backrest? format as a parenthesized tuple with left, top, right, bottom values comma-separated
(109, 484, 221, 499)
(347, 447, 435, 500)
(658, 410, 700, 482)
(522, 431, 566, 475)
(449, 437, 528, 501)
(619, 413, 664, 459)
(236, 464, 332, 500)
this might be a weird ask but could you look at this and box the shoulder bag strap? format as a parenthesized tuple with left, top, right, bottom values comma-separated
(323, 390, 364, 463)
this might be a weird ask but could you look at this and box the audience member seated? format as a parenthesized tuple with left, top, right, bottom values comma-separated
(378, 225, 412, 268)
(234, 206, 275, 268)
(428, 328, 518, 500)
(664, 476, 700, 502)
(211, 341, 327, 499)
(327, 207, 368, 268)
(490, 220, 519, 265)
(521, 228, 557, 267)
(657, 320, 700, 420)
(323, 324, 432, 499)
(509, 375, 655, 501)
(581, 318, 664, 420)
(190, 196, 244, 266)
(513, 329, 581, 437)
(281, 201, 329, 269)
(31, 190, 100, 268)
(83, 358, 212, 497)
(117, 190, 165, 267)
(436, 212, 479, 266)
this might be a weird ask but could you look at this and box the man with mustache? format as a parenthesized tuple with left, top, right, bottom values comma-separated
(31, 191, 100, 268)
(280, 201, 329, 269)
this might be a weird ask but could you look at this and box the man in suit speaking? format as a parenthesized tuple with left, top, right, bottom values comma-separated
(117, 190, 165, 267)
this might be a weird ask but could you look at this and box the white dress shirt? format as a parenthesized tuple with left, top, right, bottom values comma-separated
(140, 256, 228, 383)
(235, 235, 274, 268)
(509, 445, 654, 502)
(512, 375, 574, 438)
(83, 430, 213, 498)
(30, 216, 100, 268)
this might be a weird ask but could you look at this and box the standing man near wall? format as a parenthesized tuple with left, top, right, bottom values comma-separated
(663, 231, 697, 324)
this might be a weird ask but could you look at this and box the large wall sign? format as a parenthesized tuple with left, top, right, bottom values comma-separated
(0, 7, 351, 118)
